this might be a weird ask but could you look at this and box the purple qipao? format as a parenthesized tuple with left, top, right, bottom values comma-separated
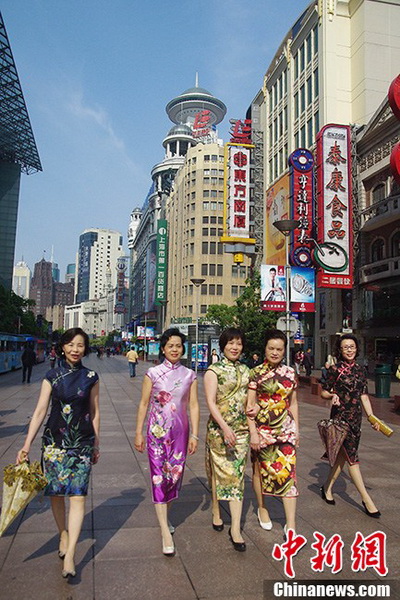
(146, 359, 196, 503)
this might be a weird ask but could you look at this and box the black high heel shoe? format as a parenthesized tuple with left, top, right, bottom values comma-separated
(362, 501, 381, 518)
(212, 521, 224, 532)
(320, 486, 335, 505)
(228, 528, 246, 552)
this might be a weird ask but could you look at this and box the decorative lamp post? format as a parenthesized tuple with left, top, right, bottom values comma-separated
(273, 219, 299, 366)
(190, 277, 205, 373)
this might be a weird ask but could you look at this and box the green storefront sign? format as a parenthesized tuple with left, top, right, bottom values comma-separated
(155, 219, 168, 305)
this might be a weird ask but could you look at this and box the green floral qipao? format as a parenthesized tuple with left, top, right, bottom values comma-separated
(249, 362, 298, 498)
(41, 360, 99, 496)
(205, 358, 250, 501)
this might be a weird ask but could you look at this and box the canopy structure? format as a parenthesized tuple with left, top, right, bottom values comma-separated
(0, 12, 42, 174)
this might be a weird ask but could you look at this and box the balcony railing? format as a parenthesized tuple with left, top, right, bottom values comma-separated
(360, 194, 400, 231)
(360, 256, 400, 284)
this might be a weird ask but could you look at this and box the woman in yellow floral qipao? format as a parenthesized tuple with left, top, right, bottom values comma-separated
(247, 329, 299, 536)
(205, 328, 250, 552)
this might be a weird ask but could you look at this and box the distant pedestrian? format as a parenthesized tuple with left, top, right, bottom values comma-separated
(49, 346, 57, 369)
(248, 352, 262, 368)
(209, 348, 220, 365)
(294, 349, 304, 375)
(21, 343, 36, 383)
(302, 348, 313, 376)
(126, 346, 139, 377)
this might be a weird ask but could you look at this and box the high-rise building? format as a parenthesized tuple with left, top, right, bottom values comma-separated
(76, 228, 124, 303)
(0, 14, 42, 289)
(65, 263, 76, 286)
(12, 260, 31, 298)
(29, 258, 53, 317)
(248, 0, 400, 365)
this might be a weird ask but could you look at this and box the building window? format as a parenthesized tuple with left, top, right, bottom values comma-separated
(391, 231, 400, 257)
(307, 76, 312, 106)
(210, 227, 217, 236)
(371, 239, 385, 262)
(203, 216, 209, 223)
(189, 265, 194, 277)
(217, 284, 223, 295)
(201, 305, 207, 314)
(232, 265, 238, 277)
(314, 68, 319, 99)
(203, 202, 209, 210)
(210, 242, 216, 254)
(209, 284, 215, 295)
(372, 183, 386, 204)
(211, 155, 218, 162)
(217, 264, 223, 276)
(209, 264, 216, 276)
(231, 285, 238, 297)
(202, 227, 209, 236)
(307, 32, 312, 64)
(210, 216, 217, 224)
(202, 242, 208, 254)
(217, 243, 223, 255)
(201, 264, 208, 276)
(188, 305, 193, 313)
(201, 284, 207, 295)
(204, 155, 210, 161)
(203, 190, 210, 198)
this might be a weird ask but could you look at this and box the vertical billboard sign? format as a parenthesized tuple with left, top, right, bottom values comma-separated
(265, 173, 290, 266)
(114, 258, 126, 314)
(221, 119, 255, 246)
(290, 266, 315, 312)
(289, 149, 314, 267)
(316, 124, 353, 289)
(155, 220, 168, 305)
(260, 264, 286, 311)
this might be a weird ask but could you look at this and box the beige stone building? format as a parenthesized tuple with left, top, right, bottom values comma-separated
(165, 142, 252, 324)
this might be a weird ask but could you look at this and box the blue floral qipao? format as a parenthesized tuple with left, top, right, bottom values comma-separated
(41, 360, 99, 496)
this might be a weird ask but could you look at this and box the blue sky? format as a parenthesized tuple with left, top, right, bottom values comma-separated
(2, 0, 310, 278)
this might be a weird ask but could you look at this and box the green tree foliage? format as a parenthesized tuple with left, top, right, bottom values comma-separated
(206, 271, 279, 357)
(0, 285, 47, 336)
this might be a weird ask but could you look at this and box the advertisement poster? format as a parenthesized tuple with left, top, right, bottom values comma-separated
(265, 173, 290, 265)
(190, 343, 208, 370)
(260, 264, 286, 311)
(290, 266, 315, 312)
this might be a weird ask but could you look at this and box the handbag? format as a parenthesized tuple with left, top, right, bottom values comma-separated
(317, 417, 350, 467)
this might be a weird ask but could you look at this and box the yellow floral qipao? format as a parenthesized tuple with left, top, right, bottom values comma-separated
(249, 362, 298, 498)
(205, 358, 250, 501)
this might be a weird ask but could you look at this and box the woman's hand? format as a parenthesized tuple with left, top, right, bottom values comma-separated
(188, 437, 198, 455)
(369, 417, 380, 432)
(222, 426, 236, 448)
(246, 404, 260, 419)
(295, 432, 300, 448)
(16, 448, 29, 465)
(250, 431, 260, 451)
(331, 393, 340, 406)
(134, 432, 145, 452)
(92, 447, 100, 464)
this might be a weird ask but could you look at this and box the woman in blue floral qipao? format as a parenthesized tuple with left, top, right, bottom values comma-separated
(17, 328, 100, 579)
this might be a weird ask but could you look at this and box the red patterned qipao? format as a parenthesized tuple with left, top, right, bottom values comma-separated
(248, 362, 298, 497)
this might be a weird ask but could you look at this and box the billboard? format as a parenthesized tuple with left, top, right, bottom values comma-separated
(265, 173, 290, 265)
(260, 264, 286, 311)
(316, 124, 353, 289)
(137, 326, 155, 338)
(155, 220, 168, 305)
(144, 239, 157, 312)
(289, 149, 314, 267)
(290, 267, 315, 312)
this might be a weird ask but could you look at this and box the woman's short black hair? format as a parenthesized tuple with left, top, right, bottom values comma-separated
(335, 333, 359, 359)
(160, 328, 186, 355)
(57, 327, 90, 357)
(263, 328, 287, 349)
(219, 327, 246, 352)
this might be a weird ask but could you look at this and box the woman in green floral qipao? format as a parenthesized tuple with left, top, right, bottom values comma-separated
(247, 329, 299, 537)
(205, 328, 250, 552)
(17, 328, 100, 579)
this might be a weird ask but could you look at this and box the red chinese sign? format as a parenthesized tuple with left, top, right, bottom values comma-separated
(316, 124, 353, 289)
(229, 118, 252, 144)
(192, 109, 211, 139)
(289, 149, 314, 268)
(226, 144, 252, 239)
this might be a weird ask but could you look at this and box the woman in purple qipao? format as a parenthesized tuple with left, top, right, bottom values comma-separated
(134, 328, 199, 556)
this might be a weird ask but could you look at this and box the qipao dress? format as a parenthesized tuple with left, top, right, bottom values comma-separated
(146, 359, 196, 503)
(321, 361, 368, 465)
(41, 360, 99, 496)
(249, 362, 298, 497)
(205, 358, 250, 501)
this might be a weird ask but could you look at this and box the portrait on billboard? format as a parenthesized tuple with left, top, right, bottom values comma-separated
(265, 173, 289, 265)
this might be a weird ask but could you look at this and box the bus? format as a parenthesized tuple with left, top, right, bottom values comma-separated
(0, 333, 47, 374)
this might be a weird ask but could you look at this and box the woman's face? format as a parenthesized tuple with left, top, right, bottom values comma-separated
(163, 336, 184, 363)
(63, 334, 86, 366)
(340, 339, 357, 362)
(265, 338, 285, 366)
(223, 337, 243, 362)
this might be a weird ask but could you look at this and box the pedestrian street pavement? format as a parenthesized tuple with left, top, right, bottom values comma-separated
(0, 355, 399, 600)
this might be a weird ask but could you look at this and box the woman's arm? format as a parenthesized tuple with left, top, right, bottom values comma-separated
(90, 381, 100, 463)
(246, 387, 261, 450)
(134, 375, 152, 452)
(289, 389, 300, 446)
(188, 379, 200, 455)
(16, 379, 52, 463)
(320, 367, 340, 406)
(203, 369, 236, 446)
(360, 394, 380, 430)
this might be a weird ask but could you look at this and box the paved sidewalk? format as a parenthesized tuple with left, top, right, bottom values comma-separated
(0, 356, 399, 600)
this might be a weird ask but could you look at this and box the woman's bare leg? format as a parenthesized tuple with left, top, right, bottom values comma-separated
(50, 497, 68, 555)
(252, 460, 271, 522)
(154, 503, 173, 547)
(324, 449, 347, 500)
(63, 496, 86, 574)
(347, 463, 379, 512)
(229, 499, 244, 543)
(282, 497, 296, 531)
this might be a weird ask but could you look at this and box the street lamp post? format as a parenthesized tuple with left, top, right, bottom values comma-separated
(158, 300, 168, 333)
(190, 277, 205, 374)
(273, 219, 299, 366)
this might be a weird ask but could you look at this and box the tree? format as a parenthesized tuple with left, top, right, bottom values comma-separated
(206, 271, 279, 357)
(0, 285, 46, 336)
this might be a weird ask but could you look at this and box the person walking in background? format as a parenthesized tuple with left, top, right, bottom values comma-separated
(248, 352, 262, 369)
(247, 329, 299, 537)
(209, 348, 220, 364)
(16, 327, 100, 579)
(21, 343, 36, 383)
(134, 328, 199, 556)
(204, 327, 250, 552)
(293, 349, 304, 375)
(49, 345, 57, 369)
(319, 334, 381, 517)
(126, 345, 139, 377)
(302, 348, 313, 376)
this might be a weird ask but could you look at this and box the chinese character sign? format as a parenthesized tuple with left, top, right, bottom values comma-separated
(260, 264, 286, 311)
(316, 124, 353, 289)
(114, 259, 127, 314)
(226, 144, 252, 239)
(155, 220, 168, 305)
(289, 149, 314, 268)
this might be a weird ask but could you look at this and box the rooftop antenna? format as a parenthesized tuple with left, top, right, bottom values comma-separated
(50, 245, 54, 264)
(195, 72, 199, 88)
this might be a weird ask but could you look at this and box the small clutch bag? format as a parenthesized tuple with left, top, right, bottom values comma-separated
(368, 415, 394, 437)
